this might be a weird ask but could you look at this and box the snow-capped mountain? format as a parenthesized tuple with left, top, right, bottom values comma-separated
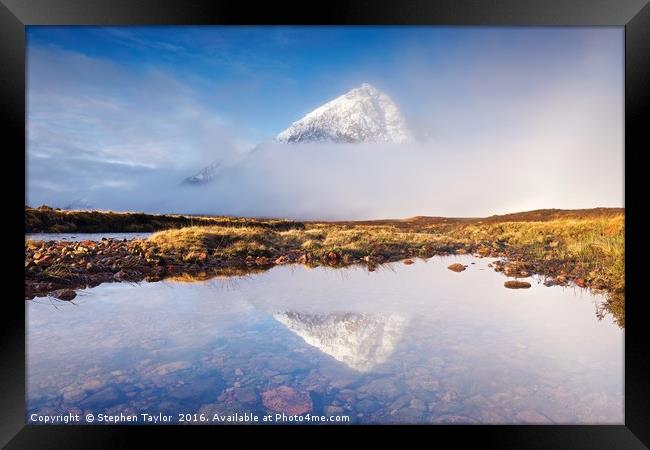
(274, 311, 405, 372)
(183, 160, 222, 185)
(182, 83, 411, 185)
(276, 83, 411, 144)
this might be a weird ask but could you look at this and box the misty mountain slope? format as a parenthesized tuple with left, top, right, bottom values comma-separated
(276, 83, 411, 144)
(183, 160, 222, 185)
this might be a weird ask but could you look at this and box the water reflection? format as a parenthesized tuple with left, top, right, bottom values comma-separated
(26, 232, 152, 242)
(274, 312, 405, 372)
(26, 255, 623, 424)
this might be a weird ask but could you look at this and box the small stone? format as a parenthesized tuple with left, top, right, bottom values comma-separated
(326, 252, 339, 263)
(262, 386, 312, 415)
(79, 387, 120, 408)
(324, 405, 345, 417)
(51, 289, 76, 301)
(360, 378, 400, 399)
(255, 256, 270, 266)
(114, 270, 128, 281)
(355, 398, 380, 414)
(402, 259, 415, 265)
(447, 263, 466, 272)
(34, 255, 51, 265)
(504, 280, 531, 289)
(233, 387, 257, 404)
(388, 395, 411, 411)
(515, 410, 552, 424)
(409, 398, 427, 411)
(336, 389, 356, 403)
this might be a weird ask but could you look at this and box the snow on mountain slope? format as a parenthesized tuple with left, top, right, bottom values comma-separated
(183, 160, 222, 185)
(276, 83, 411, 144)
(273, 311, 405, 372)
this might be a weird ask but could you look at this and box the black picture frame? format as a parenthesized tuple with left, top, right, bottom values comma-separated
(2, 0, 648, 448)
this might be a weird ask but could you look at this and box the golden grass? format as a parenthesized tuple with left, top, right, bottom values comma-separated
(448, 216, 624, 291)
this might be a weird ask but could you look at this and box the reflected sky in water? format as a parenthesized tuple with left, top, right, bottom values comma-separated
(27, 255, 623, 424)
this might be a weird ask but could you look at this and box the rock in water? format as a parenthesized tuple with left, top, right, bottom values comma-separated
(261, 386, 313, 415)
(447, 263, 466, 272)
(504, 280, 531, 289)
(51, 289, 76, 301)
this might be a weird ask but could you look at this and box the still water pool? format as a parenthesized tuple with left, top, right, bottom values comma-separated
(26, 232, 153, 242)
(26, 255, 623, 424)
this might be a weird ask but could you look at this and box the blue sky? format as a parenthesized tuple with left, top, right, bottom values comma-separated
(26, 26, 624, 217)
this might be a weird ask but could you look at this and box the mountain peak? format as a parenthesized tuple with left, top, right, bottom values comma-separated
(352, 82, 380, 95)
(276, 84, 411, 144)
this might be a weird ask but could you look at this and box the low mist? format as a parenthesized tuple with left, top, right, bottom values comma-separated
(28, 136, 623, 220)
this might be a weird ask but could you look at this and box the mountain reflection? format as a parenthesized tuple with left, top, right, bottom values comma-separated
(273, 311, 405, 372)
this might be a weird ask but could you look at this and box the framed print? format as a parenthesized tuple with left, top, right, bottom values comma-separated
(2, 0, 649, 448)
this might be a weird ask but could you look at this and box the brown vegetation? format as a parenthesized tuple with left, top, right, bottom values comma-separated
(25, 205, 303, 233)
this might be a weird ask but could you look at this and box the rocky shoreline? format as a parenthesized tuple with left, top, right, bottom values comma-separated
(25, 236, 608, 301)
